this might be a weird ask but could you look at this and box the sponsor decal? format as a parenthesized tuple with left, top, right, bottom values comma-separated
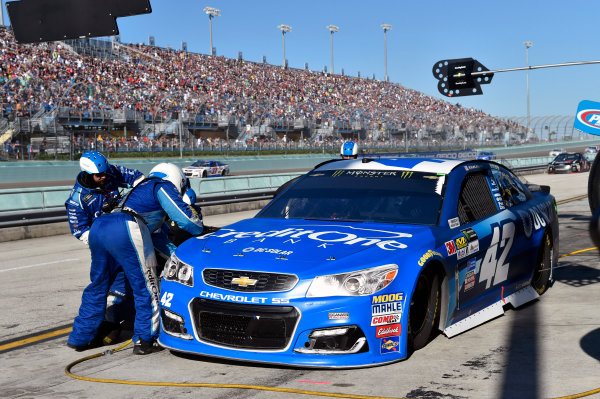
(418, 250, 442, 266)
(445, 240, 457, 256)
(455, 236, 467, 250)
(467, 257, 477, 271)
(83, 194, 93, 202)
(343, 170, 402, 178)
(493, 192, 506, 210)
(380, 336, 400, 354)
(371, 313, 401, 326)
(242, 247, 293, 256)
(448, 217, 460, 229)
(468, 240, 479, 254)
(372, 293, 404, 303)
(574, 100, 600, 136)
(376, 323, 401, 338)
(212, 226, 412, 251)
(457, 247, 468, 260)
(372, 301, 402, 316)
(461, 228, 478, 242)
(464, 164, 481, 171)
(328, 312, 349, 320)
(464, 271, 476, 292)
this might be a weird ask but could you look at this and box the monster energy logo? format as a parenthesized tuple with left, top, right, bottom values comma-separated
(400, 171, 413, 178)
(332, 170, 345, 177)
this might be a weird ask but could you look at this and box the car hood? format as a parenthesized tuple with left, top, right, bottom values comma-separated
(175, 218, 435, 277)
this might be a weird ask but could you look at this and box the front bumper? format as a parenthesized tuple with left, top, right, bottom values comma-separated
(158, 280, 408, 367)
(548, 164, 574, 173)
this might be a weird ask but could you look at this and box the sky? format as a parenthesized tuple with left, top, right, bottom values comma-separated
(5, 0, 600, 120)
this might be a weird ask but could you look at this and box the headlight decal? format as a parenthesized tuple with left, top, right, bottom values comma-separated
(164, 253, 194, 287)
(306, 264, 398, 297)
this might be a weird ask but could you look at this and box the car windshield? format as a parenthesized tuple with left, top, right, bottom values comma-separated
(191, 161, 211, 167)
(257, 169, 446, 225)
(554, 154, 578, 161)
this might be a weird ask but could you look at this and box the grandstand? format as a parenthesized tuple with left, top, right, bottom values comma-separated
(0, 26, 526, 159)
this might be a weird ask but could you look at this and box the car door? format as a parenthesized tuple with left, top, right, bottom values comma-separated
(454, 166, 524, 312)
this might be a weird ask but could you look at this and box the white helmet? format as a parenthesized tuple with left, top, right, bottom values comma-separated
(148, 163, 187, 194)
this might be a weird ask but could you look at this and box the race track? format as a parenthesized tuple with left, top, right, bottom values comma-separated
(1, 172, 599, 399)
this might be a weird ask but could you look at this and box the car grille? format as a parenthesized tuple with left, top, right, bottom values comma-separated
(191, 298, 299, 349)
(203, 269, 298, 292)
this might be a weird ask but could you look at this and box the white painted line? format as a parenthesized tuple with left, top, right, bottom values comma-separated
(0, 258, 80, 273)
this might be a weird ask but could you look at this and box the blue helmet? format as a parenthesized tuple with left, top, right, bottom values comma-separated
(80, 151, 108, 174)
(340, 141, 358, 158)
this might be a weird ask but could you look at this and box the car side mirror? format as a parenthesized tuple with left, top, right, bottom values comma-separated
(526, 184, 550, 194)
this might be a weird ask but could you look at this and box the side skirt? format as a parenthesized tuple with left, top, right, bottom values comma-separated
(443, 286, 539, 338)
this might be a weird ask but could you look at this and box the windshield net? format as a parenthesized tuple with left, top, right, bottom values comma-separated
(258, 169, 446, 225)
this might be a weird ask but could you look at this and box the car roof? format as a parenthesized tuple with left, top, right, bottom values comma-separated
(315, 157, 465, 175)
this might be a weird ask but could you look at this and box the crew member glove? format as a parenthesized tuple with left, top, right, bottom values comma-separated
(79, 231, 90, 246)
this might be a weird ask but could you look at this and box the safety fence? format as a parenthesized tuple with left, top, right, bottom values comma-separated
(0, 154, 594, 228)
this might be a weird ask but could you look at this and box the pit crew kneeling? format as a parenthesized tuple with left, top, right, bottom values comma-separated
(67, 163, 204, 355)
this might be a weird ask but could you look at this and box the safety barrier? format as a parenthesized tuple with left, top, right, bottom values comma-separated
(0, 172, 304, 216)
(1, 153, 595, 223)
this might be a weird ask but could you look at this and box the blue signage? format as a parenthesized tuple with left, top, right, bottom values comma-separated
(574, 100, 600, 136)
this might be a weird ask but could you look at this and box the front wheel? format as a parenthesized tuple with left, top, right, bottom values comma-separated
(531, 231, 552, 295)
(408, 269, 441, 352)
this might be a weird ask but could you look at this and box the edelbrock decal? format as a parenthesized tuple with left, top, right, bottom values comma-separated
(376, 323, 401, 338)
(212, 225, 412, 251)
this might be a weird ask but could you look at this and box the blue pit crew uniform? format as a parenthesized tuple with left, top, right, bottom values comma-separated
(65, 164, 145, 324)
(68, 177, 204, 347)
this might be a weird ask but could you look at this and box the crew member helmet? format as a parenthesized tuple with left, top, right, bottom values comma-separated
(149, 163, 188, 194)
(340, 141, 358, 158)
(80, 151, 108, 174)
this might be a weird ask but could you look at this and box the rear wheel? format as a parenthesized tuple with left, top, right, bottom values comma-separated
(531, 231, 552, 295)
(408, 269, 441, 352)
(202, 171, 207, 178)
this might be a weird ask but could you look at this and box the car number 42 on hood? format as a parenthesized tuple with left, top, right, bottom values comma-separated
(479, 221, 515, 289)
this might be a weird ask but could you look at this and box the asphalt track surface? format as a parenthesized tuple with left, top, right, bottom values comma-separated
(1, 172, 599, 399)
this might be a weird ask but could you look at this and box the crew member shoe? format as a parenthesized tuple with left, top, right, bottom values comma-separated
(67, 340, 102, 352)
(133, 339, 163, 355)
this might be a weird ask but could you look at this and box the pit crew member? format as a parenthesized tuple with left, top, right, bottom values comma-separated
(67, 163, 204, 355)
(65, 151, 145, 345)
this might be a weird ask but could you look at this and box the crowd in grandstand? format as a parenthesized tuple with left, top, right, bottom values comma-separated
(0, 26, 522, 137)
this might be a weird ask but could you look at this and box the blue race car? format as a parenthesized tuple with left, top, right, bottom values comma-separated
(158, 158, 558, 368)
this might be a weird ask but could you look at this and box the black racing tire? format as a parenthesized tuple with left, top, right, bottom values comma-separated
(202, 171, 207, 178)
(408, 269, 441, 352)
(531, 231, 552, 295)
(587, 154, 600, 213)
(221, 169, 227, 176)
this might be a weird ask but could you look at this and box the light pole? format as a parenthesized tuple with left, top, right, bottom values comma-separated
(381, 24, 392, 82)
(524, 41, 532, 138)
(327, 25, 339, 74)
(278, 24, 291, 68)
(204, 7, 220, 56)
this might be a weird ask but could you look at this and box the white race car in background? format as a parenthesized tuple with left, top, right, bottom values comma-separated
(182, 160, 230, 178)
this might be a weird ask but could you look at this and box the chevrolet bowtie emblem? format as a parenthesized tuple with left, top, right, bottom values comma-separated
(231, 276, 258, 287)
